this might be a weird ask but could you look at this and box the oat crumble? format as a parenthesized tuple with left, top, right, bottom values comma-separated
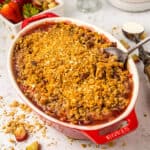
(12, 22, 133, 125)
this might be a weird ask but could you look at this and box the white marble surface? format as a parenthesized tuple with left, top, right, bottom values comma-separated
(0, 0, 150, 149)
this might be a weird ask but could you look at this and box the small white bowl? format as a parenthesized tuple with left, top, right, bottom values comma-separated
(0, 0, 64, 35)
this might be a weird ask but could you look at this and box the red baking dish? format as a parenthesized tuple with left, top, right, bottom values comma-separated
(8, 13, 139, 144)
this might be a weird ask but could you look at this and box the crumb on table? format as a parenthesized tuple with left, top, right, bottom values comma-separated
(144, 113, 147, 117)
(107, 141, 116, 147)
(120, 39, 130, 49)
(121, 141, 126, 147)
(132, 54, 140, 63)
(81, 143, 87, 148)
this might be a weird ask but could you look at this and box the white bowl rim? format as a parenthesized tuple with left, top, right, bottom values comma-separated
(8, 17, 139, 131)
(0, 0, 64, 27)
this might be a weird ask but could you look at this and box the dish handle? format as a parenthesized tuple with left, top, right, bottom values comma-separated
(21, 12, 59, 29)
(81, 109, 138, 144)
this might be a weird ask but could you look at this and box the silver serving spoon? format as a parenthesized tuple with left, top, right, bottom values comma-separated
(122, 22, 150, 80)
(105, 36, 150, 69)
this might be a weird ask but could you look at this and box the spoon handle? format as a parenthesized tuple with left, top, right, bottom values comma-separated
(133, 35, 149, 63)
(132, 36, 150, 81)
(128, 36, 150, 55)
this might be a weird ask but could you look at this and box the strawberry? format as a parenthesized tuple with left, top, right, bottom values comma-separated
(0, 1, 23, 23)
(0, 0, 5, 3)
(12, 0, 32, 7)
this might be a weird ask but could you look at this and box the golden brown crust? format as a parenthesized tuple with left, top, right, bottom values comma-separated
(12, 22, 133, 125)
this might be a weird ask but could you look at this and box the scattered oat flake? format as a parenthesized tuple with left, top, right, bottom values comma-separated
(120, 39, 130, 49)
(68, 137, 75, 145)
(20, 103, 32, 112)
(95, 144, 100, 148)
(81, 143, 87, 148)
(9, 138, 16, 143)
(140, 32, 147, 40)
(108, 141, 116, 147)
(9, 101, 19, 107)
(121, 141, 126, 147)
(47, 141, 57, 147)
(9, 147, 15, 150)
(132, 54, 140, 63)
(112, 26, 120, 34)
(113, 26, 117, 30)
(101, 146, 107, 150)
(0, 96, 3, 100)
(8, 111, 16, 116)
(0, 99, 55, 148)
(11, 35, 15, 39)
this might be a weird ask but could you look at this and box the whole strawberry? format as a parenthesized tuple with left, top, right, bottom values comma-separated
(0, 1, 23, 23)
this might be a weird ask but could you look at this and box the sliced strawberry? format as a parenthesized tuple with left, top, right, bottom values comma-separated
(0, 1, 23, 23)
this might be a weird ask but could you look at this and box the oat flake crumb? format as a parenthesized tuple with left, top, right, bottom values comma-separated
(108, 141, 116, 147)
(81, 144, 87, 148)
(9, 138, 16, 143)
(121, 141, 126, 147)
(144, 113, 147, 117)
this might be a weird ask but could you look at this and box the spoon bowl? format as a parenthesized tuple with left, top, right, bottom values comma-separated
(104, 36, 150, 68)
(122, 22, 150, 80)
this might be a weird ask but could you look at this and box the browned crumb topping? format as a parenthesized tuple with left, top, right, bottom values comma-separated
(13, 22, 133, 125)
